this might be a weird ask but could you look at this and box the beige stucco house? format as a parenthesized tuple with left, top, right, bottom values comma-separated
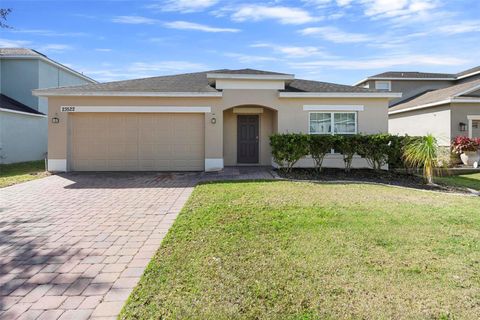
(34, 69, 400, 172)
(355, 66, 480, 146)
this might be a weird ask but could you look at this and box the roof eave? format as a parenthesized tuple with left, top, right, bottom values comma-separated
(456, 70, 480, 80)
(364, 77, 455, 82)
(0, 107, 47, 117)
(388, 97, 480, 115)
(279, 92, 402, 98)
(32, 90, 223, 98)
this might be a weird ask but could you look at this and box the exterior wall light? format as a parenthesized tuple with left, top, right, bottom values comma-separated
(52, 113, 60, 124)
(459, 122, 467, 132)
(211, 117, 217, 124)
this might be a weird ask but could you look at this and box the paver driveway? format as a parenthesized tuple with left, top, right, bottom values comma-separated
(0, 173, 196, 320)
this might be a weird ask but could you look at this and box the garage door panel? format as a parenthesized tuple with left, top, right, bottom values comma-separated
(70, 113, 204, 171)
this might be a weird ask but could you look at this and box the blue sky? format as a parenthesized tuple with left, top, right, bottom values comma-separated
(2, 0, 479, 84)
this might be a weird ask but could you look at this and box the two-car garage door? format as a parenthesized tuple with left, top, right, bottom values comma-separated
(70, 113, 204, 171)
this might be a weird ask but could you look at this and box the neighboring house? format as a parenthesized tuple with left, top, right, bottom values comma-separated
(33, 69, 400, 172)
(0, 48, 96, 164)
(355, 66, 480, 146)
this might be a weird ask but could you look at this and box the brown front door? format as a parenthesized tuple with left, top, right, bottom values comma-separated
(237, 115, 259, 164)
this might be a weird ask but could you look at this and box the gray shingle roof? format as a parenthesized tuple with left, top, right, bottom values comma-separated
(0, 94, 44, 115)
(284, 79, 377, 93)
(209, 68, 291, 76)
(389, 78, 480, 112)
(34, 69, 381, 95)
(0, 48, 45, 56)
(457, 66, 480, 77)
(371, 71, 455, 79)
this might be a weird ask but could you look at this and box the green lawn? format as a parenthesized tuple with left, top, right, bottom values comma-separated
(437, 172, 480, 191)
(0, 160, 48, 188)
(121, 181, 480, 320)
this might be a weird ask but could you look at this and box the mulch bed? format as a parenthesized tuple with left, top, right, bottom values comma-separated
(276, 168, 474, 194)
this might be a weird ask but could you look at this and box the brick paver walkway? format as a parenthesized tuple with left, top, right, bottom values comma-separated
(0, 168, 274, 319)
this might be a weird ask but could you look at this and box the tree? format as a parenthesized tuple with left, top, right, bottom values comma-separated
(403, 134, 439, 184)
(1, 8, 12, 29)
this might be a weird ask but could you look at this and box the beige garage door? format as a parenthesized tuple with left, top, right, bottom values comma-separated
(70, 113, 204, 171)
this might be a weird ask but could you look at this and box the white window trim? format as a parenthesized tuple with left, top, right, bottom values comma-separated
(375, 80, 391, 91)
(467, 115, 480, 138)
(303, 105, 364, 111)
(308, 112, 358, 135)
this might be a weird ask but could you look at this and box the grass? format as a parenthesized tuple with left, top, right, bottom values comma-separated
(0, 160, 48, 188)
(436, 172, 480, 191)
(121, 181, 480, 320)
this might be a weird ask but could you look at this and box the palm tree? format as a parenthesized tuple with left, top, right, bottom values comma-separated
(403, 134, 438, 184)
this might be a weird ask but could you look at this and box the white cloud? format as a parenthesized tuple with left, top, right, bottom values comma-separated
(149, 0, 218, 13)
(361, 0, 438, 19)
(37, 44, 73, 52)
(82, 60, 209, 82)
(0, 38, 30, 48)
(437, 21, 480, 35)
(231, 5, 319, 25)
(224, 52, 279, 63)
(128, 61, 208, 73)
(290, 54, 468, 70)
(251, 43, 330, 58)
(111, 16, 157, 25)
(164, 21, 240, 33)
(300, 26, 373, 43)
(95, 48, 112, 52)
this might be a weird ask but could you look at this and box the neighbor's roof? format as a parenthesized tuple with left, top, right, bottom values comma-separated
(355, 66, 480, 85)
(33, 69, 384, 96)
(389, 78, 480, 114)
(456, 66, 480, 78)
(0, 94, 45, 115)
(0, 47, 96, 83)
(0, 48, 45, 56)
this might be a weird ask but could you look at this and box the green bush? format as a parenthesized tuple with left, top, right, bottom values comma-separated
(335, 135, 363, 172)
(308, 135, 335, 172)
(387, 135, 420, 170)
(270, 133, 420, 173)
(403, 134, 439, 184)
(270, 133, 310, 172)
(356, 134, 391, 170)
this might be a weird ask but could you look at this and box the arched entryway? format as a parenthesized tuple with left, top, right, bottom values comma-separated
(223, 105, 278, 166)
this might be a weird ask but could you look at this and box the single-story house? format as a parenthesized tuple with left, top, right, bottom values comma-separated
(33, 69, 400, 172)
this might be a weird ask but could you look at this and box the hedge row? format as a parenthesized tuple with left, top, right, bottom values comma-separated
(269, 133, 415, 172)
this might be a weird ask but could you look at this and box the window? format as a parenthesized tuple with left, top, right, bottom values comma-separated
(375, 81, 391, 91)
(309, 112, 357, 135)
(309, 112, 331, 134)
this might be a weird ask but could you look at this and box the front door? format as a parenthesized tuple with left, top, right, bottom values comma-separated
(237, 115, 259, 164)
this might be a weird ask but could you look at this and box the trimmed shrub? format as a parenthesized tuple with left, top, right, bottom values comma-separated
(335, 135, 362, 172)
(308, 135, 335, 172)
(356, 134, 391, 170)
(270, 133, 309, 172)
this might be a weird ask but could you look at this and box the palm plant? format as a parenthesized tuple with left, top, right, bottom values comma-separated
(402, 134, 438, 184)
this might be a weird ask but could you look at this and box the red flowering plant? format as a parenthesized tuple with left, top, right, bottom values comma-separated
(451, 136, 480, 154)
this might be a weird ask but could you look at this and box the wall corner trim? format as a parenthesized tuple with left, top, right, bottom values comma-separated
(205, 158, 224, 172)
(48, 159, 67, 172)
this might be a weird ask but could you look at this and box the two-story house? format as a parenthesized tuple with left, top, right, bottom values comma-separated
(0, 48, 96, 164)
(355, 66, 480, 146)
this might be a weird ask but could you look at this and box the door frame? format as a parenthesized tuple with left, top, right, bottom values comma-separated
(236, 114, 260, 164)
